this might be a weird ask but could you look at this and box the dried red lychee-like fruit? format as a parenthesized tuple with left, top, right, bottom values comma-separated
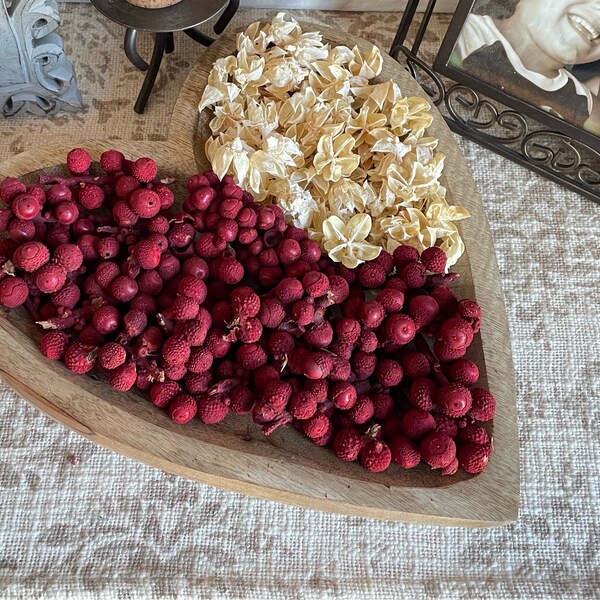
(444, 358, 480, 386)
(169, 393, 197, 424)
(359, 439, 391, 472)
(468, 388, 496, 421)
(439, 317, 474, 349)
(457, 442, 492, 474)
(66, 148, 91, 174)
(129, 189, 161, 218)
(150, 381, 180, 408)
(35, 264, 67, 294)
(108, 361, 137, 391)
(390, 435, 421, 469)
(333, 428, 364, 461)
(64, 343, 96, 375)
(421, 246, 447, 273)
(358, 262, 386, 289)
(382, 313, 416, 345)
(40, 331, 69, 360)
(437, 383, 472, 418)
(131, 157, 158, 183)
(302, 271, 329, 297)
(402, 408, 436, 439)
(420, 432, 456, 469)
(98, 342, 127, 370)
(12, 241, 50, 272)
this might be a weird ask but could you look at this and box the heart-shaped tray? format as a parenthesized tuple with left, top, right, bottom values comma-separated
(0, 26, 519, 526)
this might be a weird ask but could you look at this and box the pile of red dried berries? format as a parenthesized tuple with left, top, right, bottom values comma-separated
(0, 148, 495, 476)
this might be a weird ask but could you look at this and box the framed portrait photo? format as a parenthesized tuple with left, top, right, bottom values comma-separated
(434, 0, 600, 148)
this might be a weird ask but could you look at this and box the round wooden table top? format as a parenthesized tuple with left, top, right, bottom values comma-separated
(90, 0, 228, 32)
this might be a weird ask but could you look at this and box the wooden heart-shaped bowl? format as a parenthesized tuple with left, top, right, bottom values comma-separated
(0, 27, 519, 525)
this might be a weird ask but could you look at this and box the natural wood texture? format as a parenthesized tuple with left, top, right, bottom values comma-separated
(0, 26, 518, 526)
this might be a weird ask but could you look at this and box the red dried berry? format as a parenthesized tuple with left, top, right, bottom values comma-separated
(437, 383, 472, 418)
(457, 442, 492, 474)
(349, 395, 374, 424)
(358, 262, 387, 289)
(78, 185, 105, 210)
(407, 295, 440, 328)
(64, 343, 96, 374)
(100, 149, 125, 173)
(333, 428, 364, 461)
(329, 381, 357, 410)
(421, 246, 447, 273)
(429, 286, 458, 315)
(402, 408, 436, 439)
(124, 310, 147, 338)
(433, 413, 459, 438)
(274, 277, 304, 305)
(290, 299, 313, 326)
(334, 318, 361, 345)
(302, 271, 329, 297)
(376, 288, 404, 313)
(469, 388, 496, 421)
(445, 358, 480, 386)
(108, 361, 137, 391)
(162, 337, 191, 366)
(408, 377, 437, 411)
(288, 391, 318, 420)
(236, 343, 267, 370)
(66, 148, 91, 174)
(169, 393, 197, 424)
(112, 200, 138, 227)
(55, 244, 84, 273)
(457, 299, 482, 320)
(441, 457, 459, 476)
(401, 352, 430, 379)
(131, 157, 158, 183)
(129, 189, 161, 218)
(375, 358, 403, 387)
(458, 424, 490, 445)
(359, 439, 391, 472)
(420, 432, 456, 469)
(150, 381, 180, 408)
(303, 411, 330, 439)
(382, 313, 416, 345)
(98, 342, 127, 370)
(132, 240, 161, 270)
(358, 301, 385, 329)
(92, 305, 120, 335)
(357, 329, 378, 353)
(262, 381, 292, 412)
(277, 238, 301, 265)
(439, 317, 474, 349)
(230, 286, 260, 318)
(229, 385, 255, 414)
(304, 321, 334, 348)
(258, 298, 286, 328)
(197, 395, 229, 424)
(110, 275, 138, 302)
(35, 264, 67, 294)
(328, 275, 350, 304)
(393, 245, 419, 267)
(217, 258, 244, 285)
(351, 351, 377, 380)
(400, 262, 427, 289)
(40, 331, 69, 360)
(12, 241, 50, 272)
(433, 340, 466, 361)
(390, 435, 421, 469)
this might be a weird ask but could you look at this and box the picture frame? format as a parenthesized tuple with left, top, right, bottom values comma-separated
(433, 0, 600, 149)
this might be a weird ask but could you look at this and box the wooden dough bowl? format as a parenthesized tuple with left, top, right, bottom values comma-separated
(0, 26, 519, 526)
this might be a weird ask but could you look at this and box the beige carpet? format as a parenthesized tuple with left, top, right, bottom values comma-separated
(0, 6, 599, 599)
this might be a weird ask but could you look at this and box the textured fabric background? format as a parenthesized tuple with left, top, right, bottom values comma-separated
(0, 6, 599, 599)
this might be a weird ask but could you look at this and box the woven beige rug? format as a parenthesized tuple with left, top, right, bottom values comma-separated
(0, 6, 599, 599)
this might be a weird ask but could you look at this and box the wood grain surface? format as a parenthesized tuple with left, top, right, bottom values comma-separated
(0, 26, 519, 526)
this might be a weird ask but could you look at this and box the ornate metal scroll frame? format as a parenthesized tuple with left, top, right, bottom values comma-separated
(1, 0, 82, 117)
(389, 0, 600, 205)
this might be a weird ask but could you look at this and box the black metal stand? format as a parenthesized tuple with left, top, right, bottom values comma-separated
(91, 0, 239, 114)
(390, 0, 600, 205)
(126, 27, 216, 114)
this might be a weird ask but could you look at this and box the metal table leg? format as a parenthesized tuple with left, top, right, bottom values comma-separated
(134, 32, 167, 114)
(165, 31, 175, 54)
(183, 27, 215, 46)
(124, 28, 148, 71)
